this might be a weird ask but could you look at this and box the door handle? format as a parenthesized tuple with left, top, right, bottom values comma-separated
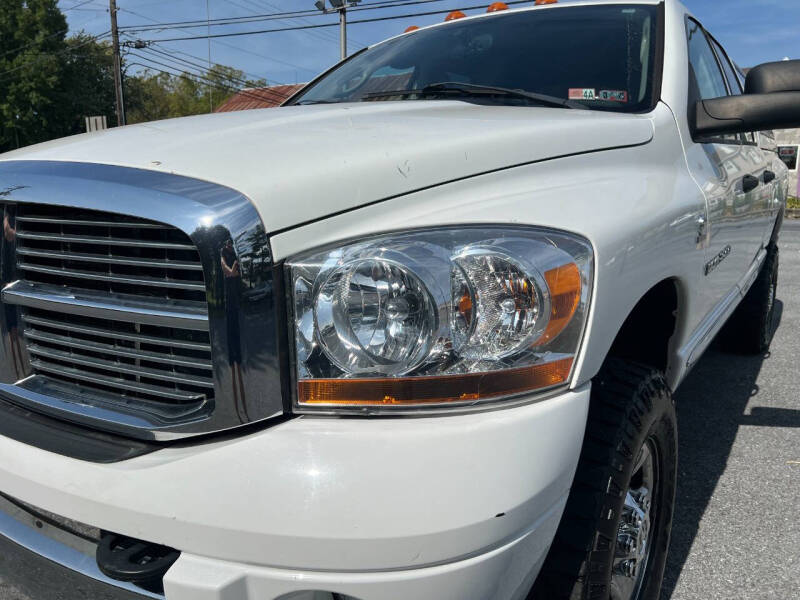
(763, 170, 776, 184)
(742, 174, 760, 193)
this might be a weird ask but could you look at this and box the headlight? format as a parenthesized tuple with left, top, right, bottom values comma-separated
(287, 227, 593, 412)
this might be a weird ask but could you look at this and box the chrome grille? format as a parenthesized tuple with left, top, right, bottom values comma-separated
(14, 205, 213, 408)
(0, 160, 283, 441)
(15, 205, 206, 303)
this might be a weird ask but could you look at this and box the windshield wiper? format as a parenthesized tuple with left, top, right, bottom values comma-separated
(363, 82, 582, 109)
(294, 99, 342, 105)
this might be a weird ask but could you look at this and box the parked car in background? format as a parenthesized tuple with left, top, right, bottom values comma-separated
(0, 1, 797, 599)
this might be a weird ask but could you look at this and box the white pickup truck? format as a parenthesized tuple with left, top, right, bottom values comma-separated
(0, 1, 796, 599)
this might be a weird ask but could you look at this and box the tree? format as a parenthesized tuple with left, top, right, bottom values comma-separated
(125, 63, 266, 125)
(55, 35, 116, 136)
(0, 0, 269, 152)
(0, 0, 67, 151)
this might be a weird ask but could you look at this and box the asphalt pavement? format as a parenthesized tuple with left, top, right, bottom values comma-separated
(662, 218, 800, 599)
(2, 223, 799, 600)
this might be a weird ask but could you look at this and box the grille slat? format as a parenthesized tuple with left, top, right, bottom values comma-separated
(17, 261, 207, 292)
(16, 231, 196, 251)
(24, 328, 212, 369)
(17, 247, 204, 271)
(29, 360, 207, 403)
(16, 216, 169, 229)
(27, 344, 215, 389)
(11, 205, 215, 409)
(21, 314, 210, 351)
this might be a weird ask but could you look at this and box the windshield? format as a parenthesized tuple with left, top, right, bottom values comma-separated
(290, 4, 660, 112)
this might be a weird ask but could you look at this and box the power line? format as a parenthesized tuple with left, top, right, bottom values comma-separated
(127, 51, 290, 104)
(142, 3, 529, 43)
(60, 0, 104, 11)
(0, 30, 111, 80)
(148, 43, 269, 85)
(126, 56, 293, 106)
(117, 6, 297, 84)
(212, 38, 317, 77)
(137, 46, 265, 91)
(119, 0, 450, 32)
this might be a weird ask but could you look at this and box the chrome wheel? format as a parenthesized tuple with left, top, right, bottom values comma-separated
(610, 439, 658, 600)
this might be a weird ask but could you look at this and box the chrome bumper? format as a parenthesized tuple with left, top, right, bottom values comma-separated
(0, 494, 161, 600)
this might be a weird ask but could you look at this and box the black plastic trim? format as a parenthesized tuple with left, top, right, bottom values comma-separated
(746, 59, 800, 95)
(96, 531, 179, 594)
(694, 92, 800, 137)
(0, 393, 158, 463)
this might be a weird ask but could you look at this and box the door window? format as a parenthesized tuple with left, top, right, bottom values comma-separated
(710, 38, 741, 95)
(687, 20, 729, 100)
(709, 37, 756, 144)
(687, 19, 739, 144)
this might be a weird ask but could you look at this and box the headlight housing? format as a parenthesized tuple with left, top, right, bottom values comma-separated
(287, 227, 592, 413)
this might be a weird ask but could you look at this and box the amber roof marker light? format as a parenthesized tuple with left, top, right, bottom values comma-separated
(404, 25, 420, 32)
(487, 2, 509, 11)
(445, 10, 467, 21)
(535, 0, 558, 5)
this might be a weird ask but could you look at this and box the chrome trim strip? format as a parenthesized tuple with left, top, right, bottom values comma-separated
(0, 494, 163, 600)
(26, 362, 207, 402)
(17, 247, 204, 270)
(27, 345, 215, 388)
(682, 285, 741, 370)
(3, 281, 209, 331)
(16, 215, 168, 229)
(0, 160, 283, 440)
(23, 329, 212, 369)
(16, 230, 196, 250)
(16, 262, 207, 291)
(21, 314, 210, 351)
(0, 380, 207, 431)
(680, 249, 767, 371)
(738, 247, 767, 297)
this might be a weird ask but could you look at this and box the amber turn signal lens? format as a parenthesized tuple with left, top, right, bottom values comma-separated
(487, 2, 508, 11)
(298, 357, 573, 407)
(445, 10, 467, 21)
(535, 263, 581, 346)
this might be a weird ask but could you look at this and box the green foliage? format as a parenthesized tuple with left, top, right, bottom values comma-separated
(125, 64, 265, 125)
(0, 0, 68, 151)
(787, 196, 800, 210)
(0, 1, 265, 152)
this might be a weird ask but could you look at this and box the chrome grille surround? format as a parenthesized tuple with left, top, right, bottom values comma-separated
(0, 161, 282, 440)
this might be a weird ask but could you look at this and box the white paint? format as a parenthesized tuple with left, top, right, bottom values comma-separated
(0, 1, 790, 597)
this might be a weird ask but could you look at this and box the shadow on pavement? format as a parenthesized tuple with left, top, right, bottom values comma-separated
(660, 300, 784, 599)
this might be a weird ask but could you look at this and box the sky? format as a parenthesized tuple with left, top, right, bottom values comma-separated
(61, 0, 799, 87)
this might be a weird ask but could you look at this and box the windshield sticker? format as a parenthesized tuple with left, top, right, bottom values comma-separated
(598, 90, 629, 102)
(569, 88, 596, 101)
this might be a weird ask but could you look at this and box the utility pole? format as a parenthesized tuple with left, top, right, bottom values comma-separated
(314, 0, 361, 61)
(109, 0, 126, 126)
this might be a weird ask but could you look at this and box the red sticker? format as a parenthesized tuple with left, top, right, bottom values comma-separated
(569, 88, 596, 100)
(598, 90, 629, 102)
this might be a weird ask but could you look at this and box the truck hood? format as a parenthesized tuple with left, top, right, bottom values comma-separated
(0, 101, 654, 232)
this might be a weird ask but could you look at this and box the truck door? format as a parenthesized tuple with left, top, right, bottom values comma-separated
(686, 19, 765, 301)
(709, 36, 775, 248)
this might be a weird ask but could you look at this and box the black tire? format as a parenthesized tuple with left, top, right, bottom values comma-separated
(719, 243, 779, 354)
(529, 360, 677, 600)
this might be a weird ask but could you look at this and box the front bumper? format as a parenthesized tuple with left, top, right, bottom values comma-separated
(0, 384, 590, 600)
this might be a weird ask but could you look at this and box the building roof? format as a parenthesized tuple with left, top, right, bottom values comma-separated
(213, 74, 415, 113)
(214, 84, 305, 112)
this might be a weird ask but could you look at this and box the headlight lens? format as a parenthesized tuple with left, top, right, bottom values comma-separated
(288, 227, 592, 412)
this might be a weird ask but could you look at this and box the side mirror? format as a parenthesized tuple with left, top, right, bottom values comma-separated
(693, 60, 800, 138)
